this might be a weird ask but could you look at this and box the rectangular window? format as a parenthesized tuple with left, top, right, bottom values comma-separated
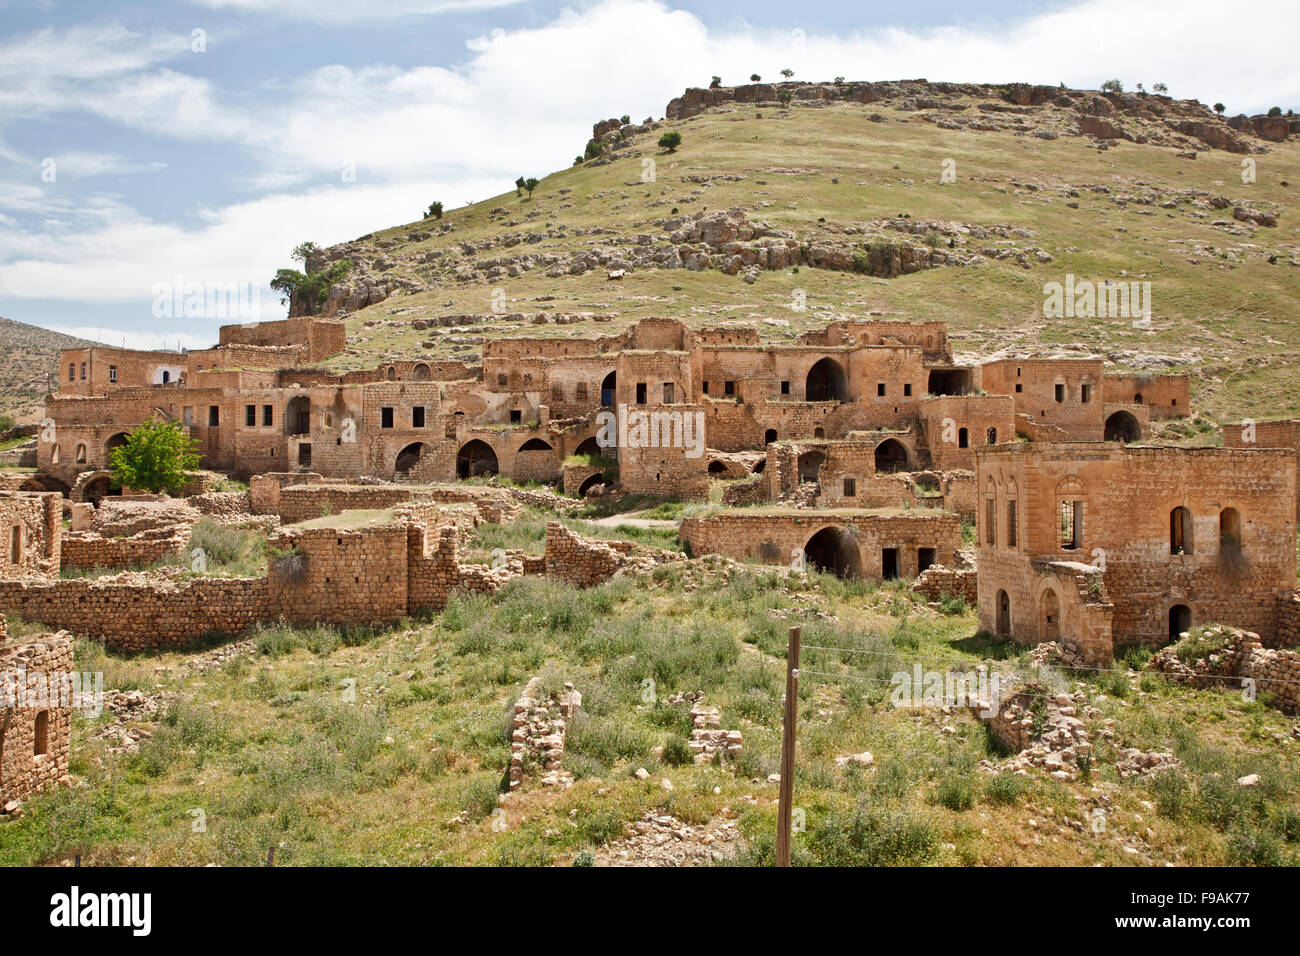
(262, 405, 273, 427)
(1007, 500, 1018, 548)
(1081, 383, 1091, 404)
(986, 499, 996, 546)
(724, 381, 735, 396)
(183, 406, 193, 426)
(636, 383, 647, 404)
(551, 385, 563, 403)
(1015, 383, 1023, 393)
(80, 362, 87, 380)
(780, 381, 790, 395)
(662, 382, 674, 404)
(903, 383, 912, 397)
(1055, 383, 1065, 403)
(381, 407, 394, 428)
(877, 383, 886, 397)
(702, 381, 709, 395)
(575, 383, 587, 402)
(1061, 500, 1083, 550)
(510, 409, 522, 424)
(497, 374, 508, 387)
(208, 405, 220, 427)
(843, 478, 856, 497)
(412, 406, 425, 428)
(69, 363, 75, 382)
(109, 366, 117, 383)
(245, 405, 256, 427)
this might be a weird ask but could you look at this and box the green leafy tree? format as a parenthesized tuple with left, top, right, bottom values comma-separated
(523, 177, 539, 198)
(425, 200, 443, 219)
(1100, 78, 1123, 93)
(710, 75, 721, 88)
(750, 73, 761, 82)
(777, 89, 793, 106)
(1152, 82, 1168, 94)
(291, 241, 321, 264)
(270, 258, 352, 313)
(515, 175, 526, 196)
(657, 131, 682, 153)
(109, 418, 201, 494)
(1268, 106, 1283, 116)
(834, 76, 845, 86)
(780, 68, 794, 78)
(620, 114, 631, 125)
(1214, 102, 1226, 115)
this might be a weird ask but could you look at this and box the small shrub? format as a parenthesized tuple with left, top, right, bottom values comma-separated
(661, 734, 693, 767)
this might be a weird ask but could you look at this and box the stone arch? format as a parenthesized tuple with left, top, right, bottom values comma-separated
(412, 363, 431, 381)
(986, 427, 998, 445)
(75, 443, 87, 463)
(105, 432, 129, 455)
(600, 370, 617, 408)
(1219, 507, 1243, 557)
(456, 439, 498, 479)
(806, 357, 848, 402)
(803, 526, 862, 579)
(707, 460, 728, 475)
(874, 438, 909, 474)
(518, 437, 553, 452)
(574, 435, 604, 458)
(1040, 587, 1060, 641)
(752, 459, 766, 474)
(764, 428, 778, 445)
(797, 449, 826, 483)
(1104, 410, 1141, 443)
(577, 473, 605, 496)
(996, 589, 1012, 639)
(395, 442, 424, 476)
(386, 366, 397, 381)
(285, 395, 311, 436)
(34, 710, 49, 756)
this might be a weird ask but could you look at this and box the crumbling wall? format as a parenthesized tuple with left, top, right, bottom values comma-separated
(0, 623, 74, 807)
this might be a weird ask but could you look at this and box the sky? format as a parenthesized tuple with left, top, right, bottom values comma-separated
(0, 0, 1295, 350)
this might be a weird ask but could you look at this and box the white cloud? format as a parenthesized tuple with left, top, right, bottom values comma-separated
(48, 325, 213, 352)
(189, 0, 525, 22)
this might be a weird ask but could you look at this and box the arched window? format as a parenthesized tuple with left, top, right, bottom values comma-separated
(75, 443, 87, 463)
(958, 427, 969, 449)
(1220, 507, 1242, 556)
(1170, 506, 1193, 555)
(986, 427, 998, 445)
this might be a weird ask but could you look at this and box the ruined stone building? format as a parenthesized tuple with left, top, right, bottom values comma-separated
(36, 315, 1189, 505)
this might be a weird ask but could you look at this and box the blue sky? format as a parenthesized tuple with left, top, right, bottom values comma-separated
(0, 0, 1293, 349)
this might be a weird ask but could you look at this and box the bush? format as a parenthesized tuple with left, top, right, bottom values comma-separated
(934, 774, 976, 811)
(109, 419, 201, 494)
(661, 734, 693, 767)
(984, 773, 1026, 805)
(658, 131, 682, 153)
(810, 804, 938, 866)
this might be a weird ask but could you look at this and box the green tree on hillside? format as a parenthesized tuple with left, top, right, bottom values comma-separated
(750, 73, 761, 82)
(1268, 106, 1283, 116)
(515, 176, 526, 196)
(523, 177, 539, 199)
(657, 131, 682, 153)
(1214, 102, 1226, 115)
(1153, 82, 1168, 94)
(425, 201, 443, 219)
(1100, 79, 1123, 93)
(710, 76, 722, 88)
(109, 418, 202, 494)
(780, 68, 794, 78)
(270, 256, 353, 313)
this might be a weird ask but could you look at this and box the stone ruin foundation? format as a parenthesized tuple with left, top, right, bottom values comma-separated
(509, 676, 582, 791)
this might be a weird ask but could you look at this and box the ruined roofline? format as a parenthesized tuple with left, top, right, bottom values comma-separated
(976, 442, 1295, 457)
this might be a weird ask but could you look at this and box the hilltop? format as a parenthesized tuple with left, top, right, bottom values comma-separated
(301, 78, 1300, 424)
(0, 316, 92, 423)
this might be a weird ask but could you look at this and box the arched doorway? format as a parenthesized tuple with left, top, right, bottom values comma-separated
(1170, 506, 1193, 555)
(574, 435, 604, 458)
(1169, 604, 1191, 641)
(752, 459, 766, 474)
(1104, 411, 1140, 443)
(395, 442, 424, 477)
(874, 438, 909, 474)
(600, 371, 617, 408)
(456, 439, 498, 479)
(285, 396, 311, 436)
(83, 475, 114, 505)
(1040, 589, 1060, 641)
(578, 473, 605, 496)
(412, 363, 431, 381)
(707, 460, 728, 475)
(105, 432, 129, 456)
(806, 358, 848, 402)
(764, 429, 777, 445)
(996, 589, 1011, 639)
(803, 526, 861, 579)
(797, 449, 826, 483)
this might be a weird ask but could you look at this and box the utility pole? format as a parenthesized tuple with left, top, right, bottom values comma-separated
(776, 624, 801, 867)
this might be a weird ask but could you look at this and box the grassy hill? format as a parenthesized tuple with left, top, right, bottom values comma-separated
(314, 80, 1300, 425)
(0, 316, 92, 424)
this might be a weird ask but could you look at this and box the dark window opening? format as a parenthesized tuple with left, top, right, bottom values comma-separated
(1007, 500, 1018, 548)
(208, 406, 219, 427)
(918, 547, 936, 575)
(262, 405, 273, 426)
(1054, 383, 1065, 403)
(1170, 506, 1193, 555)
(246, 405, 256, 427)
(843, 477, 856, 497)
(636, 383, 647, 404)
(1061, 500, 1083, 551)
(780, 381, 790, 395)
(510, 409, 522, 424)
(412, 406, 425, 428)
(958, 427, 969, 449)
(381, 407, 394, 428)
(881, 547, 899, 581)
(298, 443, 311, 467)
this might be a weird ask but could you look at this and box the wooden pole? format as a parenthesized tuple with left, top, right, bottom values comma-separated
(776, 624, 801, 867)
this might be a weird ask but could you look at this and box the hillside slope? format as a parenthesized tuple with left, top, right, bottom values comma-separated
(298, 79, 1297, 422)
(0, 316, 92, 423)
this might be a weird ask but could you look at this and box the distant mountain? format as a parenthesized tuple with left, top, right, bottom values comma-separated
(0, 316, 94, 423)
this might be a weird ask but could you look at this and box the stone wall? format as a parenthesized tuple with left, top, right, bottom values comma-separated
(0, 623, 73, 807)
(60, 527, 189, 571)
(912, 565, 978, 605)
(0, 492, 62, 578)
